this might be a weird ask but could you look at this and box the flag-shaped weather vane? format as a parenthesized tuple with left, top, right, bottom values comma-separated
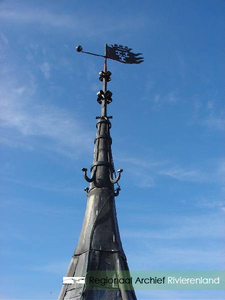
(106, 44, 144, 64)
(76, 44, 144, 64)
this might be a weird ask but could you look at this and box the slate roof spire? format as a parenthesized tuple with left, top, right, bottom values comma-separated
(58, 45, 138, 300)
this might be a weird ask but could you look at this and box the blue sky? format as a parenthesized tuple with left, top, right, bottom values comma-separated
(0, 0, 224, 299)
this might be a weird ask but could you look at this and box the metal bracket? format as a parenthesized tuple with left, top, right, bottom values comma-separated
(110, 169, 123, 184)
(82, 167, 96, 183)
(114, 187, 121, 197)
(84, 187, 89, 195)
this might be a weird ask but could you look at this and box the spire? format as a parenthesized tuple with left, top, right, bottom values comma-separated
(81, 57, 122, 193)
(58, 45, 138, 300)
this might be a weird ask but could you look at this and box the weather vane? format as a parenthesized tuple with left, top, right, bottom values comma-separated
(76, 44, 144, 117)
(76, 44, 144, 64)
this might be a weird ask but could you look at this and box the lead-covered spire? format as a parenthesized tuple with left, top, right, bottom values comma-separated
(58, 48, 137, 300)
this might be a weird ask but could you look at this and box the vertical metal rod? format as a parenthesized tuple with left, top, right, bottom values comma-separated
(102, 57, 107, 117)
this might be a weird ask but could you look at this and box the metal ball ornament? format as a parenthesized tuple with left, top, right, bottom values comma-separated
(76, 45, 83, 52)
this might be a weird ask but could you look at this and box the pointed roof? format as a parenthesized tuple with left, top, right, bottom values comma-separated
(58, 58, 137, 300)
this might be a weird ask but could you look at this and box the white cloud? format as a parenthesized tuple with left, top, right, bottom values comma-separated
(167, 90, 179, 103)
(197, 198, 225, 213)
(0, 32, 9, 45)
(125, 212, 225, 269)
(118, 154, 213, 186)
(207, 100, 214, 110)
(128, 246, 225, 270)
(1, 177, 81, 194)
(145, 78, 155, 92)
(131, 168, 155, 188)
(31, 261, 68, 275)
(117, 155, 165, 188)
(143, 90, 181, 111)
(122, 214, 225, 240)
(202, 114, 225, 132)
(0, 197, 82, 218)
(0, 5, 146, 37)
(153, 247, 225, 266)
(157, 166, 208, 183)
(190, 96, 225, 132)
(0, 8, 79, 29)
(40, 62, 51, 80)
(0, 137, 18, 148)
(0, 78, 93, 158)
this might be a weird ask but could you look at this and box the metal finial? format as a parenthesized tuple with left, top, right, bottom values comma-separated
(76, 45, 83, 52)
